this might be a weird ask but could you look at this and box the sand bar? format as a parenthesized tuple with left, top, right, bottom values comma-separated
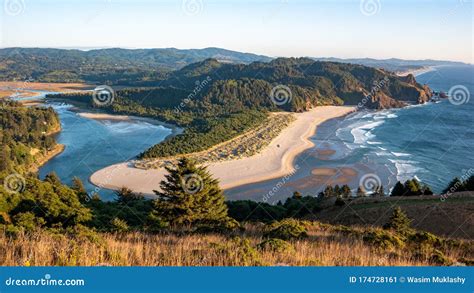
(90, 106, 355, 195)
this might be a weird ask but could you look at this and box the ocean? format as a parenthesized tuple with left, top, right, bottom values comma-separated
(225, 65, 474, 202)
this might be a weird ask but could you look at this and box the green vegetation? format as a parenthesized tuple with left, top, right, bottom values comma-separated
(0, 100, 60, 173)
(263, 219, 308, 240)
(390, 178, 433, 196)
(152, 158, 237, 230)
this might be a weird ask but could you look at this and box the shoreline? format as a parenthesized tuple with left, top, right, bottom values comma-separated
(90, 106, 356, 196)
(396, 66, 435, 77)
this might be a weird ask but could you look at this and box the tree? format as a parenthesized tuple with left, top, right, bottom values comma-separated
(341, 185, 352, 198)
(323, 185, 335, 197)
(383, 206, 412, 235)
(421, 184, 433, 195)
(334, 185, 341, 196)
(292, 191, 302, 199)
(374, 185, 385, 197)
(115, 186, 144, 204)
(45, 172, 61, 186)
(71, 177, 89, 202)
(404, 179, 422, 196)
(153, 157, 232, 227)
(442, 177, 464, 194)
(356, 186, 366, 197)
(390, 181, 405, 196)
(464, 175, 474, 191)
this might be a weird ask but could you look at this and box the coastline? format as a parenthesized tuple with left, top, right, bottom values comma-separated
(396, 66, 435, 77)
(90, 106, 356, 195)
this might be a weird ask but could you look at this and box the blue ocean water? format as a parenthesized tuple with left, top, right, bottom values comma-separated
(39, 104, 172, 200)
(226, 65, 474, 202)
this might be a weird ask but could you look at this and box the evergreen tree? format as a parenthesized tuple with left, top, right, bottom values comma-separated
(383, 206, 412, 235)
(334, 185, 341, 196)
(292, 191, 302, 199)
(390, 181, 405, 196)
(323, 185, 334, 197)
(421, 184, 433, 195)
(45, 172, 61, 186)
(442, 177, 464, 194)
(116, 186, 144, 204)
(464, 175, 474, 191)
(341, 184, 352, 198)
(374, 185, 385, 197)
(153, 157, 232, 227)
(356, 186, 366, 197)
(404, 179, 422, 196)
(71, 177, 89, 202)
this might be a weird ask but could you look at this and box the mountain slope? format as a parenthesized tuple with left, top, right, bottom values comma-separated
(0, 47, 271, 83)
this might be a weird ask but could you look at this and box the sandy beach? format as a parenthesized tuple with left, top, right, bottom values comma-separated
(90, 106, 355, 195)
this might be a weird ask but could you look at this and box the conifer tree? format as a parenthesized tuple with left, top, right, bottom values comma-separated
(383, 206, 412, 235)
(390, 181, 405, 196)
(153, 157, 232, 227)
(356, 186, 366, 197)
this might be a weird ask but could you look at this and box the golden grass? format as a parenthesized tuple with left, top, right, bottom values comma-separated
(1, 223, 470, 266)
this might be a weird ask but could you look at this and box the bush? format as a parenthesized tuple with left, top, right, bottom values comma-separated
(408, 231, 441, 248)
(362, 229, 405, 250)
(12, 212, 45, 232)
(110, 218, 129, 232)
(429, 249, 451, 266)
(257, 238, 294, 253)
(264, 219, 308, 240)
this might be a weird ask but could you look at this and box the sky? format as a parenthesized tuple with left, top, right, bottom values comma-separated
(0, 0, 472, 63)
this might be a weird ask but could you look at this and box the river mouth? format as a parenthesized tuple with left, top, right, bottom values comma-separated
(38, 102, 174, 201)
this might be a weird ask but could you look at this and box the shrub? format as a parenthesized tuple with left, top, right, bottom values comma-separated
(257, 238, 294, 253)
(408, 231, 441, 248)
(12, 212, 45, 232)
(264, 219, 308, 240)
(362, 229, 405, 250)
(110, 218, 129, 233)
(429, 249, 451, 266)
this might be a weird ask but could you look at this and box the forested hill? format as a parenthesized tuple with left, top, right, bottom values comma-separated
(0, 47, 271, 84)
(115, 57, 433, 112)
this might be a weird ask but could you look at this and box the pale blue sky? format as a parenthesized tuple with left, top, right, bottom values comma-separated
(1, 0, 472, 62)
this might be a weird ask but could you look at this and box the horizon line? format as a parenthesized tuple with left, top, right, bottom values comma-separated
(0, 46, 471, 65)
